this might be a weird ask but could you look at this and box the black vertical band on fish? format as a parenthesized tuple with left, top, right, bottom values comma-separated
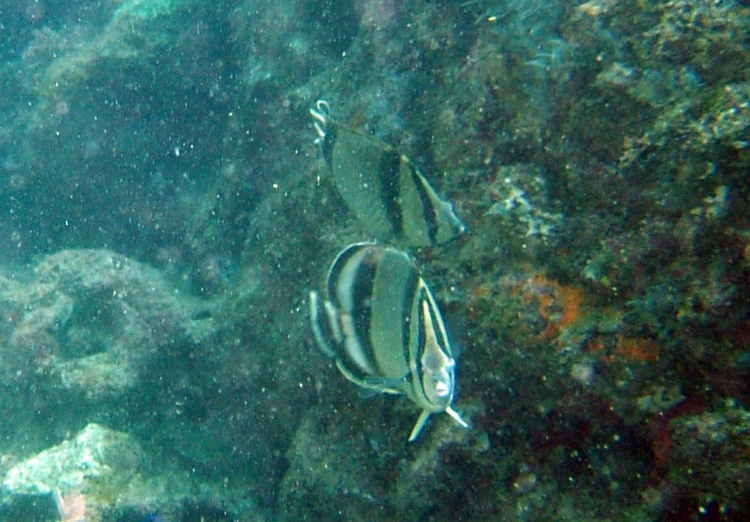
(309, 242, 469, 442)
(309, 100, 467, 247)
(379, 151, 403, 238)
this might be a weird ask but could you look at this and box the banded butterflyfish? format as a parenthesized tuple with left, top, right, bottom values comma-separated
(309, 100, 467, 248)
(309, 242, 469, 442)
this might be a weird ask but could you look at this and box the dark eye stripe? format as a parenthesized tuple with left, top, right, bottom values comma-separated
(401, 273, 421, 394)
(412, 289, 426, 400)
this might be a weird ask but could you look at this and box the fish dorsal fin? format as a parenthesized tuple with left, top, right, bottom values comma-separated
(309, 100, 331, 142)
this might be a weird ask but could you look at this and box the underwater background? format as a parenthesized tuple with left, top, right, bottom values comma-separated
(0, 0, 749, 520)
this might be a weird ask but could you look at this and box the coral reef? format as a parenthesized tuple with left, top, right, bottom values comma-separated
(2, 423, 145, 517)
(0, 248, 272, 518)
(0, 249, 190, 397)
(667, 401, 750, 512)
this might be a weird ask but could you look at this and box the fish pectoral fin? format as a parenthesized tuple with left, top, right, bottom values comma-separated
(356, 385, 400, 399)
(335, 363, 401, 395)
(408, 410, 432, 442)
(356, 376, 403, 398)
(362, 374, 408, 393)
(446, 406, 470, 429)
